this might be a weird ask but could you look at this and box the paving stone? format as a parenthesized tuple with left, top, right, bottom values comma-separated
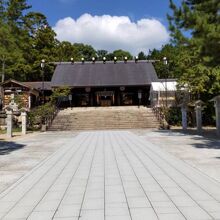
(130, 207, 158, 220)
(210, 212, 220, 219)
(79, 209, 104, 220)
(127, 197, 151, 208)
(179, 206, 213, 220)
(27, 211, 54, 220)
(54, 205, 80, 218)
(105, 207, 130, 216)
(157, 213, 186, 220)
(105, 216, 131, 220)
(0, 131, 220, 220)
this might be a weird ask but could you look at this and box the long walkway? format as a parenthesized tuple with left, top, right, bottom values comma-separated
(0, 131, 220, 220)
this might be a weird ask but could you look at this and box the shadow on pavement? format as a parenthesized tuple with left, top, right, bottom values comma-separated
(0, 141, 25, 155)
(153, 129, 220, 150)
(191, 136, 220, 149)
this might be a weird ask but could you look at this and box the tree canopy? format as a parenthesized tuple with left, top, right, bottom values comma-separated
(167, 0, 220, 98)
(1, 0, 219, 103)
(0, 0, 144, 83)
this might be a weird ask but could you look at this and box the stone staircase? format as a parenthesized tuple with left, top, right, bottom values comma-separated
(49, 106, 160, 131)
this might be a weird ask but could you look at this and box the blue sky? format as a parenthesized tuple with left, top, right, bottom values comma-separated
(27, 0, 181, 54)
(27, 0, 178, 26)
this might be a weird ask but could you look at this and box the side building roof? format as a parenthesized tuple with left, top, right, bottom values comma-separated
(24, 82, 52, 91)
(51, 61, 158, 88)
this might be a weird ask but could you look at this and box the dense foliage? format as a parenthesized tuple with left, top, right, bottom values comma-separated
(0, 0, 137, 83)
(167, 0, 220, 99)
(50, 86, 71, 104)
(147, 44, 183, 79)
(28, 102, 56, 129)
(1, 0, 219, 128)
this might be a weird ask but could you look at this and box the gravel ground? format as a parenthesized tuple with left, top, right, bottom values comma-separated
(0, 131, 77, 193)
(134, 129, 220, 183)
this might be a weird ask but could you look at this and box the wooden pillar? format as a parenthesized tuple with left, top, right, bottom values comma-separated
(117, 93, 121, 106)
(90, 93, 93, 106)
(96, 94, 99, 105)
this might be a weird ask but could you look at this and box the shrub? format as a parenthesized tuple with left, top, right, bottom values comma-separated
(165, 107, 182, 126)
(28, 102, 56, 130)
(51, 86, 71, 104)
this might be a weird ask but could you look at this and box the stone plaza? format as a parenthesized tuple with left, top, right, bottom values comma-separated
(0, 130, 220, 220)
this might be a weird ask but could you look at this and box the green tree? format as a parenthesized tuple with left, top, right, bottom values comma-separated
(108, 49, 132, 61)
(168, 0, 220, 97)
(96, 50, 108, 60)
(6, 0, 31, 28)
(0, 0, 6, 21)
(138, 51, 147, 60)
(56, 41, 79, 62)
(0, 23, 23, 80)
(23, 12, 48, 36)
(51, 86, 71, 104)
(73, 43, 97, 60)
(147, 44, 183, 79)
(0, 1, 57, 81)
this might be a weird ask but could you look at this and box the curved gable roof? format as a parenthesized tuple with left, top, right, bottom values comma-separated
(51, 61, 158, 88)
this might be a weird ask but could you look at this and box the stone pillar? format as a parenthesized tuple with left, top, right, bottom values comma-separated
(181, 105, 187, 131)
(28, 95, 31, 109)
(6, 109, 13, 138)
(21, 111, 27, 135)
(195, 100, 203, 134)
(211, 96, 220, 136)
(195, 106, 202, 133)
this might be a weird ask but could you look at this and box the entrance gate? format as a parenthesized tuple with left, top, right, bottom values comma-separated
(96, 91, 115, 106)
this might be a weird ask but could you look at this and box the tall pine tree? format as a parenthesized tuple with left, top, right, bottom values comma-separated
(168, 0, 220, 97)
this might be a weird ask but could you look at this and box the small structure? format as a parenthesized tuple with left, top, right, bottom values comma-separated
(0, 79, 52, 110)
(24, 81, 52, 104)
(1, 79, 40, 109)
(150, 80, 178, 107)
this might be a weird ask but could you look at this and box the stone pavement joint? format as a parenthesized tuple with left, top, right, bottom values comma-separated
(0, 131, 220, 220)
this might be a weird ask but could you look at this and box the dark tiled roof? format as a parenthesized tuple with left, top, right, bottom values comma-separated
(157, 78, 177, 82)
(24, 82, 52, 91)
(51, 61, 158, 88)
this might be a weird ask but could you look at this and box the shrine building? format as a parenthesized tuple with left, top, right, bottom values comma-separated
(51, 60, 158, 107)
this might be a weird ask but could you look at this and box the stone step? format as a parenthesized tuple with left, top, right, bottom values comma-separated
(49, 107, 160, 131)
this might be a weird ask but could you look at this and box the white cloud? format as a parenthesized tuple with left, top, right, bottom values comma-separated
(53, 13, 170, 55)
